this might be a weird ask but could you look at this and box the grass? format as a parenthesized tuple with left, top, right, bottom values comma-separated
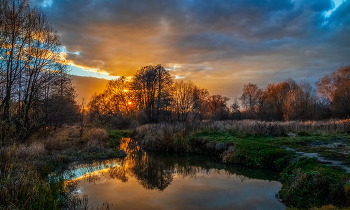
(135, 120, 350, 208)
(279, 158, 350, 209)
(188, 130, 350, 208)
(0, 145, 66, 209)
(0, 126, 131, 209)
(2, 120, 350, 209)
(107, 129, 132, 148)
(187, 130, 293, 169)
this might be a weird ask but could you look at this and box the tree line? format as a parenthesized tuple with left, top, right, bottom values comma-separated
(1, 0, 349, 142)
(0, 0, 79, 145)
(88, 64, 350, 128)
(88, 64, 231, 128)
(240, 65, 350, 121)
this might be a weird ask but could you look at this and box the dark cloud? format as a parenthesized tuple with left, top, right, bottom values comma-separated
(32, 0, 350, 100)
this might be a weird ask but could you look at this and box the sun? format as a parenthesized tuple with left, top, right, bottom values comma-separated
(128, 101, 132, 105)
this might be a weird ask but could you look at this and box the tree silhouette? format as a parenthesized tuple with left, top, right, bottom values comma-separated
(131, 64, 172, 123)
(0, 0, 77, 144)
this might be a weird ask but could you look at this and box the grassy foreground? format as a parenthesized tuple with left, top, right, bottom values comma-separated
(135, 120, 350, 209)
(0, 127, 131, 209)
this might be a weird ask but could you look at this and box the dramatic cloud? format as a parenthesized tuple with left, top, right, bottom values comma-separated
(32, 0, 350, 101)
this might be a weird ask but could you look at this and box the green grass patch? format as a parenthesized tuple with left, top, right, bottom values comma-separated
(107, 129, 132, 148)
(279, 157, 350, 209)
(228, 140, 293, 169)
(107, 129, 132, 139)
(190, 130, 294, 170)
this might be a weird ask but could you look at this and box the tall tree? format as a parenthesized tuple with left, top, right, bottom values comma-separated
(171, 81, 209, 122)
(0, 0, 75, 143)
(259, 79, 315, 121)
(131, 65, 172, 123)
(239, 83, 262, 118)
(207, 95, 230, 120)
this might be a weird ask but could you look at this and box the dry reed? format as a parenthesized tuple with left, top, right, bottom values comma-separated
(137, 119, 350, 139)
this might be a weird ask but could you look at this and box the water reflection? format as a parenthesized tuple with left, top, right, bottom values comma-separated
(64, 138, 285, 210)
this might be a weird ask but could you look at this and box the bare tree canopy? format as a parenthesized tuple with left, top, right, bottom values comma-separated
(239, 83, 262, 118)
(0, 0, 78, 144)
(131, 64, 173, 123)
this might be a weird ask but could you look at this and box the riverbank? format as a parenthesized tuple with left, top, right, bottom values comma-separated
(2, 120, 350, 209)
(135, 120, 350, 209)
(0, 127, 131, 209)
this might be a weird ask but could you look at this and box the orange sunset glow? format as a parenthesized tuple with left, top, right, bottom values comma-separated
(31, 0, 350, 103)
(2, 0, 350, 209)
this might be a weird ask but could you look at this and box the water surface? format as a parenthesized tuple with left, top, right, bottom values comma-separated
(64, 138, 285, 210)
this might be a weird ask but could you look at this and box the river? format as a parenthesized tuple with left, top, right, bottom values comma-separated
(63, 138, 285, 210)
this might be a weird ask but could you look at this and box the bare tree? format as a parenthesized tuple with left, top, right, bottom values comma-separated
(207, 95, 230, 120)
(239, 83, 262, 118)
(230, 97, 241, 120)
(171, 81, 209, 122)
(0, 0, 75, 143)
(258, 79, 316, 121)
(105, 76, 133, 114)
(131, 65, 172, 123)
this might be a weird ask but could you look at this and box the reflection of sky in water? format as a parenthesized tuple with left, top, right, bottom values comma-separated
(63, 160, 120, 180)
(74, 168, 284, 210)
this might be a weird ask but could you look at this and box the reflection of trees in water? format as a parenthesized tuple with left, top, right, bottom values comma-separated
(108, 163, 129, 182)
(73, 138, 279, 191)
(123, 139, 206, 191)
(132, 154, 173, 191)
(106, 138, 139, 183)
(125, 148, 218, 191)
(119, 138, 279, 190)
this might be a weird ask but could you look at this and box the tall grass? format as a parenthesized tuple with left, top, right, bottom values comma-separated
(0, 126, 127, 209)
(44, 127, 109, 151)
(0, 145, 65, 209)
(136, 119, 350, 149)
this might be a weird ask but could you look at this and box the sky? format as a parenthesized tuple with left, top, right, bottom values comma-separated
(32, 0, 350, 102)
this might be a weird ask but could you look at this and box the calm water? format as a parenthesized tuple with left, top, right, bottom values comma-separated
(64, 138, 285, 210)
